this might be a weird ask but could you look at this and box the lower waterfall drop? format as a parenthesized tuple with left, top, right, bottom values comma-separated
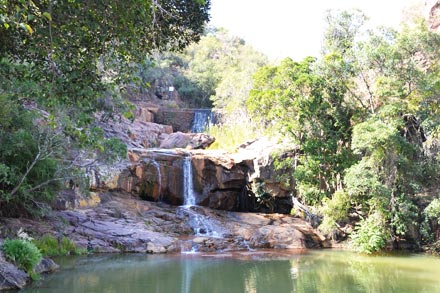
(181, 155, 224, 243)
(183, 156, 196, 207)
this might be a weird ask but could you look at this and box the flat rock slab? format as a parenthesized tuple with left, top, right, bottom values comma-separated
(1, 192, 327, 255)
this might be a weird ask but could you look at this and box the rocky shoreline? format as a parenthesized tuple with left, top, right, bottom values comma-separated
(0, 191, 328, 291)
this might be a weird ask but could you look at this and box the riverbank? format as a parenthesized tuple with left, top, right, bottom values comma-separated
(0, 191, 328, 290)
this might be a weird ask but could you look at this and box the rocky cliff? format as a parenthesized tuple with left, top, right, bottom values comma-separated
(426, 0, 440, 32)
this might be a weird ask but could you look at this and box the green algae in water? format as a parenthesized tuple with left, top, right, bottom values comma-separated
(23, 250, 440, 293)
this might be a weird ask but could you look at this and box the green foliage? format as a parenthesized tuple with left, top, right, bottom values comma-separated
(34, 234, 84, 257)
(273, 154, 296, 189)
(323, 9, 367, 56)
(390, 194, 418, 237)
(351, 119, 400, 156)
(0, 94, 61, 217)
(250, 181, 275, 212)
(2, 239, 42, 273)
(246, 9, 440, 248)
(248, 56, 356, 204)
(344, 159, 389, 206)
(98, 138, 127, 163)
(424, 198, 440, 222)
(319, 190, 350, 235)
(351, 212, 390, 254)
(136, 28, 266, 110)
(0, 1, 210, 217)
(421, 198, 440, 243)
(207, 121, 261, 152)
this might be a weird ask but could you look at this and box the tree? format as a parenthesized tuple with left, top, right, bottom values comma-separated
(0, 0, 210, 111)
(248, 56, 356, 204)
(0, 0, 210, 216)
(247, 9, 440, 252)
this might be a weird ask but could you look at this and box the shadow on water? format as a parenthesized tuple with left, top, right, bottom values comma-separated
(22, 250, 440, 293)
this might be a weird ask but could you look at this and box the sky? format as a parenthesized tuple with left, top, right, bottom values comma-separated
(209, 0, 422, 61)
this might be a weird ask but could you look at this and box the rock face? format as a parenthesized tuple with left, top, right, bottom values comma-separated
(58, 195, 182, 253)
(87, 150, 187, 205)
(96, 111, 215, 150)
(0, 251, 27, 291)
(427, 0, 440, 32)
(179, 205, 327, 252)
(95, 112, 173, 149)
(187, 139, 296, 213)
(85, 138, 295, 214)
(191, 152, 251, 211)
(155, 108, 198, 132)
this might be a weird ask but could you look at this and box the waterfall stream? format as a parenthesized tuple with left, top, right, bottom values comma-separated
(191, 109, 213, 133)
(181, 155, 224, 247)
(183, 156, 196, 206)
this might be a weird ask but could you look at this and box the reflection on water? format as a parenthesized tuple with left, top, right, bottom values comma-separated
(23, 250, 440, 293)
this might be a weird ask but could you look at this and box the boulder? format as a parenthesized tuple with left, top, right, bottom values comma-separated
(135, 106, 157, 123)
(0, 253, 27, 290)
(34, 258, 59, 274)
(159, 132, 215, 149)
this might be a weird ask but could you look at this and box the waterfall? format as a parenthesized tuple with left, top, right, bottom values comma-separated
(180, 154, 224, 251)
(183, 156, 196, 206)
(191, 109, 214, 133)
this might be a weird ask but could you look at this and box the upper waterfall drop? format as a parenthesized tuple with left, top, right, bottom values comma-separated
(191, 109, 214, 133)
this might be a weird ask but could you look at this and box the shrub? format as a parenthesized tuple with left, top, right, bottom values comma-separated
(34, 234, 83, 256)
(319, 190, 350, 235)
(350, 212, 390, 254)
(421, 198, 440, 243)
(207, 122, 261, 152)
(2, 239, 42, 273)
(424, 198, 440, 223)
(250, 181, 274, 211)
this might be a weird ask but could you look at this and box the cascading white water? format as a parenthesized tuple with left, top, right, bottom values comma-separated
(183, 156, 196, 206)
(191, 110, 213, 133)
(180, 154, 224, 255)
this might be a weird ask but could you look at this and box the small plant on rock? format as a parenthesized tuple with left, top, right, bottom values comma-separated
(2, 239, 42, 274)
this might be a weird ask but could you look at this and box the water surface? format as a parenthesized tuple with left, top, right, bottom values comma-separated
(24, 250, 440, 293)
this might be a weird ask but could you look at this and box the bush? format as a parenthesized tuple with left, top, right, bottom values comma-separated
(2, 239, 42, 273)
(421, 198, 440, 243)
(207, 122, 261, 152)
(350, 212, 390, 254)
(0, 94, 61, 217)
(319, 190, 350, 235)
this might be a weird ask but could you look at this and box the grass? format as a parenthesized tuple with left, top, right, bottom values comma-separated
(33, 234, 86, 257)
(206, 121, 262, 152)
